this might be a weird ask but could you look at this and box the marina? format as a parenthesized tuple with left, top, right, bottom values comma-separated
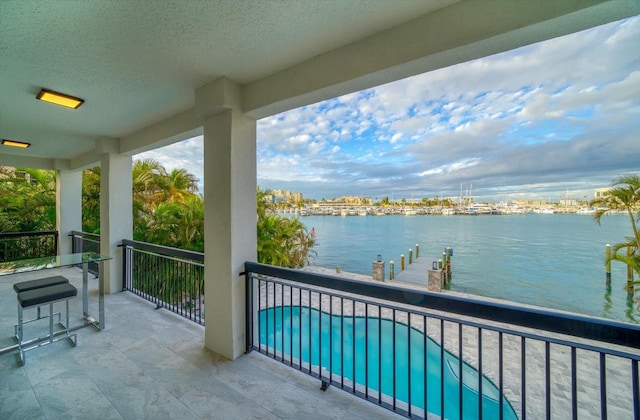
(284, 201, 604, 217)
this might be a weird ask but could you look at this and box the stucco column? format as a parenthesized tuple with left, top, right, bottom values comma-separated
(199, 78, 257, 360)
(55, 166, 82, 255)
(100, 153, 133, 294)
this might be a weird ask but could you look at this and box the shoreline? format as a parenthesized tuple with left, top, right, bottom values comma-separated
(280, 205, 628, 217)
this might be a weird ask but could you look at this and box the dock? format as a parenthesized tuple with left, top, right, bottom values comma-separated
(393, 246, 451, 289)
(393, 254, 432, 286)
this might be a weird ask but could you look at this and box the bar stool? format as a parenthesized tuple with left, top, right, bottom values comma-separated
(16, 283, 78, 366)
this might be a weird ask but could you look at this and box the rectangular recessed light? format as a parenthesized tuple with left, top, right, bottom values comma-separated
(36, 88, 84, 109)
(2, 139, 31, 148)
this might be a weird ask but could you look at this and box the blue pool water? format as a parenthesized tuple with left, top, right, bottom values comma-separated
(259, 306, 518, 419)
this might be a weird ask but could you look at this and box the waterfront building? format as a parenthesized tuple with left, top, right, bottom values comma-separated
(594, 187, 612, 199)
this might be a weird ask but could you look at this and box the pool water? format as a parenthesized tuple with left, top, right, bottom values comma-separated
(258, 306, 518, 419)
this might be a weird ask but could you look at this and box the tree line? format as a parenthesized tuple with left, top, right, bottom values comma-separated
(0, 160, 315, 268)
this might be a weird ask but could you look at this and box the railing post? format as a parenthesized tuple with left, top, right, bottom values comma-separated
(121, 241, 131, 291)
(70, 231, 82, 254)
(245, 268, 253, 354)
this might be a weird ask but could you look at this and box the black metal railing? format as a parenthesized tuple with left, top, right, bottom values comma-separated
(0, 231, 58, 262)
(122, 239, 204, 325)
(244, 262, 640, 420)
(70, 230, 100, 254)
(70, 231, 101, 274)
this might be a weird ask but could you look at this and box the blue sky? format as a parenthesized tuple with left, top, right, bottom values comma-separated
(137, 16, 640, 203)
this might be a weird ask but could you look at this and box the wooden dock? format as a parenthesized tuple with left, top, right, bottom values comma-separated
(393, 255, 432, 286)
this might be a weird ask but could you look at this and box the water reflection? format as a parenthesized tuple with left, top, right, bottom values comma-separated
(625, 289, 637, 324)
(602, 285, 612, 318)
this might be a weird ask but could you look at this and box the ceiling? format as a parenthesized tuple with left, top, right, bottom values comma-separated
(0, 0, 457, 163)
(0, 0, 637, 168)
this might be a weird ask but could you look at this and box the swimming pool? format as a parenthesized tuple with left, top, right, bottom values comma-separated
(258, 306, 518, 419)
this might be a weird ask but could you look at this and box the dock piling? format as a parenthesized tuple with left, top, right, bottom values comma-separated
(446, 247, 452, 281)
(372, 255, 385, 282)
(388, 243, 453, 287)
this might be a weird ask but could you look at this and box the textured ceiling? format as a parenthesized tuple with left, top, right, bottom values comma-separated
(0, 0, 456, 161)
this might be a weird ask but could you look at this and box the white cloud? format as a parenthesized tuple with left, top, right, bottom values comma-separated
(139, 17, 640, 202)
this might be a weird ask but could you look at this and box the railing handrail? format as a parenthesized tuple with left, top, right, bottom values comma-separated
(121, 239, 204, 262)
(244, 261, 640, 350)
(69, 230, 100, 241)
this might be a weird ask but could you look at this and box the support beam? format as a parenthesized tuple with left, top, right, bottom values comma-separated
(55, 169, 82, 255)
(120, 110, 203, 156)
(0, 155, 56, 170)
(99, 153, 133, 294)
(201, 78, 257, 360)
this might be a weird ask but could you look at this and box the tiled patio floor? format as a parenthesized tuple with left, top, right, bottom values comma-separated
(0, 267, 396, 419)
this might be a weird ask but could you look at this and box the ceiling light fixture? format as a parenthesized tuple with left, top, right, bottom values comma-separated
(2, 139, 31, 148)
(36, 88, 84, 109)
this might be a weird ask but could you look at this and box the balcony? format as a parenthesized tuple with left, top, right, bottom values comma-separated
(0, 266, 391, 419)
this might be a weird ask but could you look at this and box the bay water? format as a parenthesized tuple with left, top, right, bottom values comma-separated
(298, 213, 639, 324)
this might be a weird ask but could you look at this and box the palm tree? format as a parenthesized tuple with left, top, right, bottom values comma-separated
(0, 167, 56, 232)
(591, 174, 640, 304)
(257, 187, 316, 268)
(161, 169, 199, 203)
(132, 159, 166, 206)
(176, 194, 204, 251)
(82, 167, 101, 233)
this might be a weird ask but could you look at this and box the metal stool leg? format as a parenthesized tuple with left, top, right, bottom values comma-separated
(17, 304, 25, 366)
(65, 299, 76, 347)
(49, 302, 54, 343)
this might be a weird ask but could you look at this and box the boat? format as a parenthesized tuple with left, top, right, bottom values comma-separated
(576, 206, 596, 215)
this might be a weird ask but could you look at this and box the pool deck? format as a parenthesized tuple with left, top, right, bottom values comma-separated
(300, 265, 637, 419)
